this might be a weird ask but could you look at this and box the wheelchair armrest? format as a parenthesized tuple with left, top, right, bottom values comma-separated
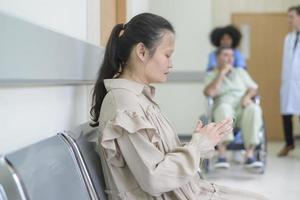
(252, 95, 261, 105)
(207, 96, 214, 107)
(203, 96, 214, 124)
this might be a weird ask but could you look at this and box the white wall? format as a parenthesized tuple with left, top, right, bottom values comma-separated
(0, 0, 87, 41)
(87, 0, 101, 46)
(0, 86, 91, 154)
(0, 0, 98, 154)
(149, 0, 212, 71)
(126, 0, 149, 21)
(154, 82, 206, 135)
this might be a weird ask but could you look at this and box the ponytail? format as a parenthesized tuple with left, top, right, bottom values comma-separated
(90, 24, 124, 127)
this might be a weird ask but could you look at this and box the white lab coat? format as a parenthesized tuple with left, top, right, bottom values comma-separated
(280, 31, 300, 115)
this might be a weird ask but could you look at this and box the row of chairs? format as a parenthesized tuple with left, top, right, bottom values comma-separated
(0, 123, 107, 200)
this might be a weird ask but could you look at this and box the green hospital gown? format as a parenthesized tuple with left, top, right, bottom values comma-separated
(204, 68, 263, 147)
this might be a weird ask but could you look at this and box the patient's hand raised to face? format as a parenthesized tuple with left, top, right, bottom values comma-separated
(193, 117, 233, 146)
(219, 64, 233, 76)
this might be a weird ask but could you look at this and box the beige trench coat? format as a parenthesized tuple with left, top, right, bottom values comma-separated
(97, 78, 268, 200)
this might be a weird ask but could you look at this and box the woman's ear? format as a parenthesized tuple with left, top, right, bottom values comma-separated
(135, 42, 149, 63)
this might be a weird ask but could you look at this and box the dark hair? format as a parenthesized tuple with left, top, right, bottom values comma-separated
(288, 5, 300, 15)
(210, 25, 241, 48)
(216, 46, 233, 57)
(90, 13, 175, 126)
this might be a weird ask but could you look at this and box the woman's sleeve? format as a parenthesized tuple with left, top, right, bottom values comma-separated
(100, 109, 214, 197)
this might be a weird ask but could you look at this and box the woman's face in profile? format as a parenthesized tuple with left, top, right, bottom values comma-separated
(144, 31, 175, 83)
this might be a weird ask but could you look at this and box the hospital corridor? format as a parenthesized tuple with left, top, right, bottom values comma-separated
(1, 0, 300, 200)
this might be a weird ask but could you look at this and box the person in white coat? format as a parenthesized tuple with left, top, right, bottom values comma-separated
(278, 5, 300, 157)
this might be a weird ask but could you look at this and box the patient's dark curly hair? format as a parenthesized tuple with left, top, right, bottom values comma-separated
(210, 25, 241, 48)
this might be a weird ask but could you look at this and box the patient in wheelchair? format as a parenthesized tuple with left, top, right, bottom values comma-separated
(204, 46, 263, 169)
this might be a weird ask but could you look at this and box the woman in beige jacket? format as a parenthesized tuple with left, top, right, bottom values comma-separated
(90, 13, 268, 200)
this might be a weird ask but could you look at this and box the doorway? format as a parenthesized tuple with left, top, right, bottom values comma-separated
(100, 0, 126, 46)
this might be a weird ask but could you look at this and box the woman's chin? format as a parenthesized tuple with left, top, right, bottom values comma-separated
(159, 76, 168, 83)
(150, 75, 169, 83)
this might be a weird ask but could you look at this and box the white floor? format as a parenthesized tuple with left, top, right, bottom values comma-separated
(204, 142, 300, 200)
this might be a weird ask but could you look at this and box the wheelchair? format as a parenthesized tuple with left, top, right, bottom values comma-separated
(199, 96, 267, 174)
